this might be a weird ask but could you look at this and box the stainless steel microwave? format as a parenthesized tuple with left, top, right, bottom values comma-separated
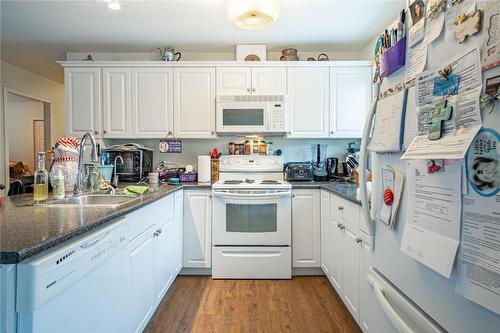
(216, 95, 287, 133)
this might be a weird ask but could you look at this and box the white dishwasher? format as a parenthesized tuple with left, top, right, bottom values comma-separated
(16, 219, 129, 333)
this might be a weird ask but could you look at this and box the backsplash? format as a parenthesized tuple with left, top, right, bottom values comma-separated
(102, 137, 359, 169)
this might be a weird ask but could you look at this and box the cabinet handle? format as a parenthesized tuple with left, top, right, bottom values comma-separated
(103, 130, 107, 134)
(252, 88, 256, 92)
(211, 131, 215, 135)
(288, 131, 291, 135)
(0, 184, 5, 190)
(337, 223, 345, 230)
(355, 238, 362, 243)
(158, 228, 162, 234)
(330, 131, 334, 134)
(94, 130, 98, 135)
(338, 206, 344, 211)
(247, 88, 251, 92)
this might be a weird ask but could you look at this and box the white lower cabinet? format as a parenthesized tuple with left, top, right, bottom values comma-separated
(292, 189, 321, 267)
(320, 190, 330, 275)
(183, 189, 212, 268)
(128, 223, 156, 333)
(174, 190, 184, 274)
(127, 192, 182, 333)
(360, 241, 373, 332)
(321, 190, 368, 327)
(343, 227, 361, 322)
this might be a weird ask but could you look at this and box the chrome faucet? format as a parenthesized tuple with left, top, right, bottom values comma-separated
(74, 132, 98, 196)
(112, 156, 124, 188)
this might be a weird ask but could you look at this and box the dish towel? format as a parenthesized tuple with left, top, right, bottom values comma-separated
(124, 185, 149, 196)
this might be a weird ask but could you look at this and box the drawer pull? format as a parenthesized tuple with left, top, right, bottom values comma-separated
(355, 238, 362, 243)
(338, 206, 344, 211)
(338, 223, 345, 230)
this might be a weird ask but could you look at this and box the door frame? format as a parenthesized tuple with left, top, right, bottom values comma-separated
(1, 86, 52, 195)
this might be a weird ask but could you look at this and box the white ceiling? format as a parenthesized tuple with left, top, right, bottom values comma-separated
(1, 0, 404, 83)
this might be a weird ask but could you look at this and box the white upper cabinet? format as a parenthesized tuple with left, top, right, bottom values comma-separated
(292, 189, 321, 268)
(102, 68, 132, 138)
(216, 67, 286, 95)
(251, 68, 286, 95)
(286, 67, 330, 138)
(330, 66, 372, 138)
(174, 68, 216, 138)
(217, 67, 251, 95)
(131, 68, 173, 138)
(65, 67, 101, 137)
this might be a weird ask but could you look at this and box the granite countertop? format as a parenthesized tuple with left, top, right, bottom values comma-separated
(0, 182, 211, 264)
(0, 180, 358, 264)
(289, 180, 360, 204)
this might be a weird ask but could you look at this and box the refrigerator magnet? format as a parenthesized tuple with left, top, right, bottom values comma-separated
(466, 128, 499, 196)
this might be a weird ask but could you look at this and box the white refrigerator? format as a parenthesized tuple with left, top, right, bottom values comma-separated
(359, 1, 500, 332)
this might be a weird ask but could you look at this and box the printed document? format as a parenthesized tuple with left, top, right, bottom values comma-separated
(455, 194, 500, 316)
(403, 87, 418, 150)
(401, 160, 462, 278)
(406, 38, 428, 81)
(369, 90, 407, 153)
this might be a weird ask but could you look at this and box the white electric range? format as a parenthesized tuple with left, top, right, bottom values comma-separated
(212, 155, 292, 279)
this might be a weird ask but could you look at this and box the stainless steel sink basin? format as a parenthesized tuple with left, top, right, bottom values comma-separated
(48, 194, 135, 207)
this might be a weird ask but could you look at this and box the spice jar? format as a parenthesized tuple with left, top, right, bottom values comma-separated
(252, 140, 259, 154)
(228, 142, 235, 155)
(244, 140, 251, 155)
(259, 141, 267, 155)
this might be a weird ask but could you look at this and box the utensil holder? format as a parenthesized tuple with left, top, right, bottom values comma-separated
(211, 159, 219, 182)
(380, 37, 406, 78)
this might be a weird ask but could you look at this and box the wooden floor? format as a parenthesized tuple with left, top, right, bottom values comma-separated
(145, 276, 362, 333)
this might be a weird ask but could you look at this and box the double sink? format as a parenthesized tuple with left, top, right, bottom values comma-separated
(48, 194, 136, 208)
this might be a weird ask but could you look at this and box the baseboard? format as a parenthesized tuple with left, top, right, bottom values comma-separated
(179, 267, 324, 276)
(179, 267, 212, 275)
(292, 267, 325, 276)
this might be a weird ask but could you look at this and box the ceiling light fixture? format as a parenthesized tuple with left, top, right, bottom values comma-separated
(225, 0, 280, 30)
(107, 1, 121, 10)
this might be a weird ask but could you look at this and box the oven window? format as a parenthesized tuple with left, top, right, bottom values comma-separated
(222, 109, 264, 126)
(226, 204, 277, 232)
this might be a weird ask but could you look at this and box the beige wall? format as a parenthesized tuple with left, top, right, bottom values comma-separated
(6, 96, 44, 172)
(1, 61, 65, 145)
(67, 50, 371, 62)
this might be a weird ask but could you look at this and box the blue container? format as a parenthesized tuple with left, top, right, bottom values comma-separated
(96, 165, 114, 182)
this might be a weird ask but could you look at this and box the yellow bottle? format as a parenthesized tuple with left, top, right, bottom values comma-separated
(33, 152, 48, 204)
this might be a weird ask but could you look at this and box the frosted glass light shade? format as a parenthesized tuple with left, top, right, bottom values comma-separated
(225, 0, 280, 30)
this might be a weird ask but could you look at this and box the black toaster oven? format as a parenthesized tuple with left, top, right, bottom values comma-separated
(101, 144, 153, 182)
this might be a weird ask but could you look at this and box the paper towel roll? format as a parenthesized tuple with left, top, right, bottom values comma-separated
(197, 156, 211, 183)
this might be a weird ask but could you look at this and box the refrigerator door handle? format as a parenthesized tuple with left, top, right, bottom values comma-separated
(359, 88, 379, 236)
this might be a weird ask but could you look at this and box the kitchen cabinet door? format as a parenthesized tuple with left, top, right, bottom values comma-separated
(343, 226, 361, 323)
(128, 224, 156, 333)
(174, 190, 184, 274)
(102, 68, 131, 138)
(183, 190, 212, 268)
(155, 216, 175, 305)
(360, 241, 373, 333)
(287, 68, 330, 138)
(174, 68, 216, 138)
(216, 67, 251, 95)
(330, 66, 371, 138)
(251, 68, 286, 95)
(329, 218, 344, 294)
(65, 67, 102, 137)
(131, 68, 173, 138)
(320, 190, 331, 275)
(292, 189, 321, 268)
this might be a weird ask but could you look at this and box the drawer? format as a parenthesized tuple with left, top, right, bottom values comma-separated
(212, 246, 291, 279)
(330, 195, 359, 233)
(127, 194, 174, 242)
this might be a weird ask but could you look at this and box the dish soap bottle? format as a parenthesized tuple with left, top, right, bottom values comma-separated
(33, 152, 49, 204)
(52, 166, 65, 200)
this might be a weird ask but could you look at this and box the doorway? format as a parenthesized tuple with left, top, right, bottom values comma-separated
(2, 90, 51, 195)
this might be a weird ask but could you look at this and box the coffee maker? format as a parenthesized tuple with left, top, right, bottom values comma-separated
(327, 157, 349, 179)
(311, 144, 328, 181)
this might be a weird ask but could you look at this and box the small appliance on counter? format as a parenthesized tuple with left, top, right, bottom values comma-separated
(284, 162, 314, 181)
(326, 157, 350, 179)
(101, 143, 153, 182)
(311, 144, 328, 181)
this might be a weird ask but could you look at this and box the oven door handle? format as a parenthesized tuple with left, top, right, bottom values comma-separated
(212, 191, 292, 200)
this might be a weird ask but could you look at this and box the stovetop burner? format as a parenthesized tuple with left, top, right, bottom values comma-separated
(223, 180, 244, 184)
(260, 180, 280, 184)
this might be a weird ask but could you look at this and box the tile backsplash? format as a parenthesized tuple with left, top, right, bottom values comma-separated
(102, 137, 359, 169)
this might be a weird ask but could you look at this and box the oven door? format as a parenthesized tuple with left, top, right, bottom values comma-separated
(212, 189, 291, 246)
(216, 102, 269, 133)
